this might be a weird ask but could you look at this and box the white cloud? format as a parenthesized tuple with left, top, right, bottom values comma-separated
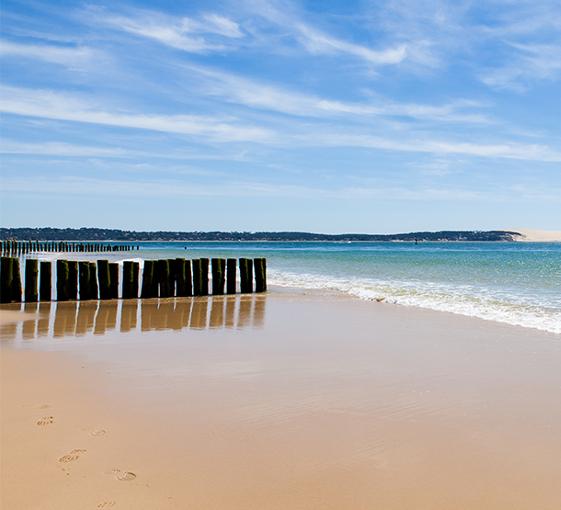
(185, 64, 491, 123)
(89, 7, 243, 53)
(0, 140, 129, 157)
(0, 85, 273, 142)
(480, 42, 561, 91)
(248, 0, 407, 65)
(0, 39, 98, 69)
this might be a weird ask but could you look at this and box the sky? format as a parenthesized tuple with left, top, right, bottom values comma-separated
(0, 0, 560, 233)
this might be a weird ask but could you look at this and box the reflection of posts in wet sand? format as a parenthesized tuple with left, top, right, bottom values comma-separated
(167, 301, 185, 331)
(54, 302, 77, 338)
(76, 302, 98, 336)
(37, 303, 52, 337)
(209, 297, 224, 328)
(23, 303, 38, 339)
(178, 300, 191, 329)
(253, 295, 266, 328)
(190, 298, 208, 330)
(141, 299, 155, 331)
(94, 301, 118, 335)
(224, 296, 236, 328)
(156, 301, 177, 330)
(1, 293, 267, 339)
(0, 304, 20, 339)
(120, 301, 138, 333)
(237, 295, 253, 329)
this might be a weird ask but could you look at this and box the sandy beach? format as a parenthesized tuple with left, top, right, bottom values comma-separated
(2, 290, 561, 509)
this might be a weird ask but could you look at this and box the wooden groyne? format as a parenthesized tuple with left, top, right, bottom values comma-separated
(0, 257, 267, 303)
(0, 240, 138, 256)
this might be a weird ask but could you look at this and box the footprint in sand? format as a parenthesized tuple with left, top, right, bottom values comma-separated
(112, 469, 136, 481)
(36, 416, 54, 426)
(58, 448, 87, 463)
(97, 502, 116, 509)
(91, 429, 107, 437)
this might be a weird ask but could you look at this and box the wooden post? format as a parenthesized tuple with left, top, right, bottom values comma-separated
(239, 258, 253, 293)
(78, 262, 91, 300)
(97, 260, 111, 300)
(254, 258, 267, 293)
(39, 262, 51, 301)
(25, 259, 39, 302)
(157, 259, 172, 298)
(211, 258, 226, 295)
(88, 262, 98, 300)
(122, 261, 139, 299)
(200, 258, 209, 296)
(192, 259, 202, 296)
(226, 258, 237, 294)
(56, 260, 70, 301)
(141, 260, 157, 298)
(67, 261, 78, 301)
(109, 263, 119, 299)
(1, 257, 22, 303)
(175, 258, 192, 297)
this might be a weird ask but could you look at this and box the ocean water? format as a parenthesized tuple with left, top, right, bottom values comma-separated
(33, 241, 561, 334)
(113, 241, 559, 335)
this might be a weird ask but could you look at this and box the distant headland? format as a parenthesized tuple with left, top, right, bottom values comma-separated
(0, 228, 527, 242)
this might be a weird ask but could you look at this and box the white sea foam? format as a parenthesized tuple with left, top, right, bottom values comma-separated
(268, 270, 561, 335)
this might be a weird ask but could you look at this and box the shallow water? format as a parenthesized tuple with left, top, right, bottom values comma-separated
(23, 241, 561, 333)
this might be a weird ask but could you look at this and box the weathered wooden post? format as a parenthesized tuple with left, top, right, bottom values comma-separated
(192, 259, 202, 296)
(141, 260, 157, 298)
(200, 258, 209, 296)
(56, 260, 70, 301)
(88, 262, 98, 300)
(122, 261, 139, 299)
(175, 258, 192, 297)
(78, 262, 91, 300)
(157, 259, 172, 297)
(239, 258, 253, 293)
(25, 259, 39, 302)
(109, 263, 119, 299)
(226, 258, 237, 294)
(67, 261, 78, 301)
(40, 261, 51, 301)
(1, 257, 22, 303)
(211, 258, 226, 295)
(97, 260, 111, 300)
(254, 258, 267, 293)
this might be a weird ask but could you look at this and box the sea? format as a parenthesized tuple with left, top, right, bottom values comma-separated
(30, 241, 561, 335)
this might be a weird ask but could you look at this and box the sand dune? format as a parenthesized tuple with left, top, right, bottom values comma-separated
(511, 228, 561, 242)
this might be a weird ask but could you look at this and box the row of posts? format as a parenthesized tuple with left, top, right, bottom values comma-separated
(0, 257, 267, 303)
(1, 240, 138, 257)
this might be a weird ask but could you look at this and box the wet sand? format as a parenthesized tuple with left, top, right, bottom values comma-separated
(2, 291, 561, 509)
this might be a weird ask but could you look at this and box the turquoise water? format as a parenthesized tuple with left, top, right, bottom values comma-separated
(121, 241, 559, 334)
(35, 242, 561, 334)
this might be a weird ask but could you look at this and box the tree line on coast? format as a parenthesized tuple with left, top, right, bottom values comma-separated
(0, 228, 521, 242)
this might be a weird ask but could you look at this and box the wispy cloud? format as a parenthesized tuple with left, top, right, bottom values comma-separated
(0, 85, 273, 142)
(0, 140, 129, 158)
(0, 39, 99, 69)
(480, 42, 561, 91)
(184, 63, 491, 123)
(247, 0, 407, 65)
(87, 6, 243, 53)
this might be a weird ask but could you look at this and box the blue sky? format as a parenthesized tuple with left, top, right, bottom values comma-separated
(0, 0, 560, 233)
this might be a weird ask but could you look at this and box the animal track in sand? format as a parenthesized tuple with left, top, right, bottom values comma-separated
(36, 416, 54, 426)
(112, 469, 136, 481)
(91, 428, 107, 437)
(58, 449, 87, 463)
(97, 501, 116, 508)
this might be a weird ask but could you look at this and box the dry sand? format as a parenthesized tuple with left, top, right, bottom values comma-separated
(2, 292, 561, 509)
